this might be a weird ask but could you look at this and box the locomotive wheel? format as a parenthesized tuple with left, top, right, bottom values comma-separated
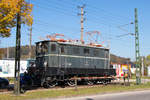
(102, 81, 108, 85)
(86, 80, 94, 85)
(96, 80, 103, 84)
(49, 81, 57, 88)
(67, 80, 76, 87)
(43, 81, 57, 88)
(43, 81, 49, 88)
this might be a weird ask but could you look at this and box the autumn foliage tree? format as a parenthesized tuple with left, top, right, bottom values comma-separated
(0, 0, 33, 37)
(144, 55, 150, 67)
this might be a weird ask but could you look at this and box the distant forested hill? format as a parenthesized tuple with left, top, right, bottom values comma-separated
(0, 45, 35, 60)
(110, 54, 131, 64)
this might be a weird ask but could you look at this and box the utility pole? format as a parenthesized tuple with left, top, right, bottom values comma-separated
(135, 8, 141, 85)
(127, 59, 130, 86)
(7, 46, 9, 58)
(78, 5, 86, 44)
(29, 0, 32, 59)
(29, 25, 32, 58)
(141, 56, 144, 76)
(14, 12, 21, 95)
(108, 40, 110, 69)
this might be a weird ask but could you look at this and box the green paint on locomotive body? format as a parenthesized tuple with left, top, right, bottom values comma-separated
(35, 41, 110, 69)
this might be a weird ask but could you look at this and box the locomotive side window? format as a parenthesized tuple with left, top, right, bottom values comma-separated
(51, 44, 56, 52)
(99, 49, 105, 58)
(73, 47, 80, 54)
(105, 49, 109, 58)
(84, 48, 89, 54)
(61, 46, 65, 53)
(93, 49, 99, 56)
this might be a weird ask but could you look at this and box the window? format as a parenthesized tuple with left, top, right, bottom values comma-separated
(36, 43, 42, 55)
(105, 49, 109, 58)
(61, 46, 65, 53)
(36, 42, 49, 55)
(94, 49, 99, 56)
(73, 47, 80, 54)
(84, 48, 89, 54)
(41, 43, 48, 54)
(99, 49, 105, 58)
(51, 44, 56, 52)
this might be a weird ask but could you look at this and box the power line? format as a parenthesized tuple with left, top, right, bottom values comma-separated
(33, 19, 79, 31)
(33, 1, 125, 28)
(34, 1, 126, 35)
(69, 0, 132, 21)
(33, 0, 77, 16)
(34, 4, 109, 28)
(64, 0, 133, 26)
(32, 0, 135, 45)
(33, 0, 134, 32)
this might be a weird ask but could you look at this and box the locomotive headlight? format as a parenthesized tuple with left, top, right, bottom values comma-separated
(44, 61, 48, 67)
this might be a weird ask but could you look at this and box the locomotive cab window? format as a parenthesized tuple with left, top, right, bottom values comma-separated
(36, 42, 48, 55)
(51, 44, 56, 52)
(36, 43, 41, 55)
(41, 42, 48, 54)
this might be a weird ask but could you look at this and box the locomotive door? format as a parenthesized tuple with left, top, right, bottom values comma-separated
(59, 46, 66, 68)
(84, 48, 90, 69)
(58, 45, 67, 76)
(50, 43, 59, 67)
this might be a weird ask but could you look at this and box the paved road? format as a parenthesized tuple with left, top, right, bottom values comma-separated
(43, 90, 150, 100)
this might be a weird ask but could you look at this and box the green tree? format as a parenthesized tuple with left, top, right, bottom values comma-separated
(146, 55, 150, 66)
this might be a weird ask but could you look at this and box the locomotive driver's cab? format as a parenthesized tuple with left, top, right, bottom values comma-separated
(36, 41, 49, 68)
(36, 41, 49, 56)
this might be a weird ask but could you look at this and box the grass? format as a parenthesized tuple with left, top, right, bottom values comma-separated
(142, 76, 150, 79)
(130, 74, 150, 79)
(1, 82, 150, 100)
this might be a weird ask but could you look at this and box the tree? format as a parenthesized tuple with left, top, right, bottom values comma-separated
(0, 49, 4, 59)
(145, 55, 150, 66)
(0, 0, 33, 37)
(147, 55, 150, 61)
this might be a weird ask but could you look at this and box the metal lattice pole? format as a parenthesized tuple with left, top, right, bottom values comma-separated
(135, 8, 141, 85)
(29, 25, 32, 58)
(78, 5, 86, 44)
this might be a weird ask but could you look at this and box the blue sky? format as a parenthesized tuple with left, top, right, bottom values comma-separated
(1, 0, 150, 61)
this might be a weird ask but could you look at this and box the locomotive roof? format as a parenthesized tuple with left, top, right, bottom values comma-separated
(36, 40, 109, 50)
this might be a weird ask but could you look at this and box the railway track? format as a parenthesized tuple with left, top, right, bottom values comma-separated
(0, 81, 121, 93)
(1, 79, 149, 93)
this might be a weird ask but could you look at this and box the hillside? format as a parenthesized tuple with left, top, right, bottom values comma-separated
(110, 54, 131, 64)
(0, 45, 35, 60)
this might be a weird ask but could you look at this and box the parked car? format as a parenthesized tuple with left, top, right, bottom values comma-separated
(0, 77, 9, 88)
